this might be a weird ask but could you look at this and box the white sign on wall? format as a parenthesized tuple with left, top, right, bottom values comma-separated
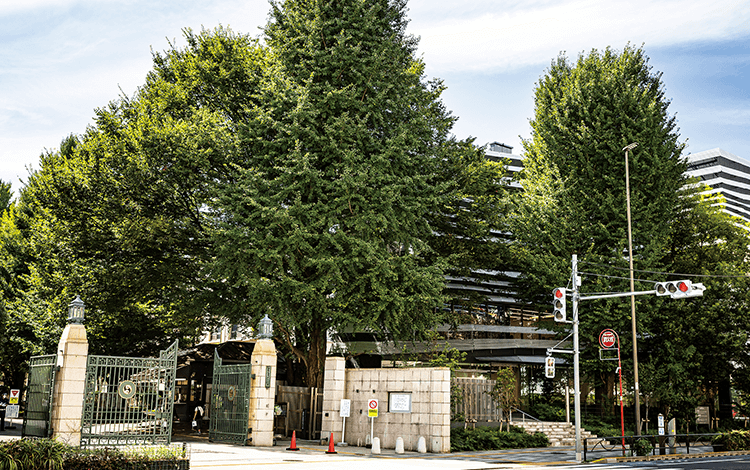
(389, 392, 411, 413)
(340, 399, 351, 418)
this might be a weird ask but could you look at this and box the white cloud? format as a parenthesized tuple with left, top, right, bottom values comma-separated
(410, 0, 750, 73)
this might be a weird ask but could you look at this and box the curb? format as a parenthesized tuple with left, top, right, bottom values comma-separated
(596, 450, 750, 464)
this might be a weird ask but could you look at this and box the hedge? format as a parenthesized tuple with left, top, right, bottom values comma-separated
(0, 439, 189, 470)
(450, 425, 549, 451)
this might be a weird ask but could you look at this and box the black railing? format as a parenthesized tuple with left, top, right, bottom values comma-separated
(583, 432, 722, 461)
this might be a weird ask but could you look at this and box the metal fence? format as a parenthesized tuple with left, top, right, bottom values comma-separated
(209, 349, 253, 445)
(80, 341, 178, 447)
(22, 354, 57, 438)
(583, 432, 722, 461)
(453, 377, 502, 423)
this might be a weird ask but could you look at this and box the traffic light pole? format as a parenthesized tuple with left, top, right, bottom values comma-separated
(572, 254, 582, 462)
(551, 258, 704, 463)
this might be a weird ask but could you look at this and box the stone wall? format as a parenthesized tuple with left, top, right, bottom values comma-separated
(321, 357, 450, 453)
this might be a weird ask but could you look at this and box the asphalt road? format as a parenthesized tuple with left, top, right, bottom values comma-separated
(550, 455, 750, 469)
(3, 421, 750, 470)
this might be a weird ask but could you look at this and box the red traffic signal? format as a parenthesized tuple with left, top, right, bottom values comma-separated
(552, 288, 567, 322)
(654, 280, 704, 299)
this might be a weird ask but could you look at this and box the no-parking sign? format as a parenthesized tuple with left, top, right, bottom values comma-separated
(368, 399, 378, 418)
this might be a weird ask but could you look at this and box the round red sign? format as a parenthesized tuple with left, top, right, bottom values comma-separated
(599, 329, 617, 349)
(368, 399, 378, 409)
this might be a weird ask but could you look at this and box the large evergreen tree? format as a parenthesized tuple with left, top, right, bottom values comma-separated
(510, 45, 688, 410)
(210, 0, 470, 387)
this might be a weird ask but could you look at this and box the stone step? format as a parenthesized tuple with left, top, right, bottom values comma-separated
(512, 421, 597, 447)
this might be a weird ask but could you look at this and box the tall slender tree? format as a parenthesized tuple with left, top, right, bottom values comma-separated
(510, 45, 688, 409)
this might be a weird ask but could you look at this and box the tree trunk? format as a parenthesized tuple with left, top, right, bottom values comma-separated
(303, 325, 325, 389)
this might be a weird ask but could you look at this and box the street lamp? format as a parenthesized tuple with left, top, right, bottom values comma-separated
(68, 295, 85, 324)
(623, 141, 641, 433)
(258, 314, 273, 339)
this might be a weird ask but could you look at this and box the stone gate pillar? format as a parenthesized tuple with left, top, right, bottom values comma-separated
(321, 356, 346, 442)
(50, 322, 89, 445)
(247, 338, 276, 446)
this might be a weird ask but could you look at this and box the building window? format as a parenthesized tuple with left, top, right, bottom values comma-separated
(210, 326, 221, 341)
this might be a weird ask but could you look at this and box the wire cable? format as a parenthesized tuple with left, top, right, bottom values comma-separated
(579, 260, 750, 279)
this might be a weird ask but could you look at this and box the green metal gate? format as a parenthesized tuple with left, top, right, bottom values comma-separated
(209, 349, 253, 445)
(22, 354, 57, 438)
(80, 340, 178, 447)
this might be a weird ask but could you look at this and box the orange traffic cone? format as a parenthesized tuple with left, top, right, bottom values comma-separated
(326, 432, 337, 454)
(287, 430, 300, 451)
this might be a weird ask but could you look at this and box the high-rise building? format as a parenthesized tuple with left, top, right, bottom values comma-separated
(685, 148, 750, 225)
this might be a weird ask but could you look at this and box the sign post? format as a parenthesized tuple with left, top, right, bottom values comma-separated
(599, 329, 625, 455)
(9, 390, 19, 405)
(367, 399, 378, 448)
(339, 399, 350, 446)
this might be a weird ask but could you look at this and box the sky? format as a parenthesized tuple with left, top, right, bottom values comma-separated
(1, 0, 750, 197)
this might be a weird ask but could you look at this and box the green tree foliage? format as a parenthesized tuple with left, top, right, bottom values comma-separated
(487, 367, 519, 431)
(512, 43, 750, 421)
(642, 189, 750, 423)
(12, 27, 265, 356)
(0, 206, 61, 388)
(4, 10, 502, 386)
(210, 0, 470, 387)
(0, 180, 12, 213)
(510, 44, 687, 403)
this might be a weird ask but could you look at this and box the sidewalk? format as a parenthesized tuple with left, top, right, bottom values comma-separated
(176, 436, 530, 469)
(2, 423, 743, 469)
(0, 418, 22, 441)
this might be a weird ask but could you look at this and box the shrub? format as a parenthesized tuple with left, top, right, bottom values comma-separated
(0, 439, 65, 470)
(62, 447, 131, 470)
(632, 438, 653, 456)
(712, 430, 750, 451)
(450, 426, 549, 451)
(529, 403, 565, 422)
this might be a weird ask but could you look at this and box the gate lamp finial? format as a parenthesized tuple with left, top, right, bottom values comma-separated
(68, 295, 85, 324)
(258, 314, 273, 339)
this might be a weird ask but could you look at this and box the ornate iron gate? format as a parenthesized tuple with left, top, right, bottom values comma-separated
(22, 354, 57, 438)
(80, 340, 178, 447)
(209, 349, 253, 445)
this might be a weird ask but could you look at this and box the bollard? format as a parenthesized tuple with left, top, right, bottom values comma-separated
(395, 437, 404, 454)
(417, 436, 427, 453)
(371, 437, 381, 454)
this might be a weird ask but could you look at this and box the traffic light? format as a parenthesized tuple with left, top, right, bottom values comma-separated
(545, 356, 555, 379)
(654, 280, 705, 299)
(552, 287, 566, 322)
